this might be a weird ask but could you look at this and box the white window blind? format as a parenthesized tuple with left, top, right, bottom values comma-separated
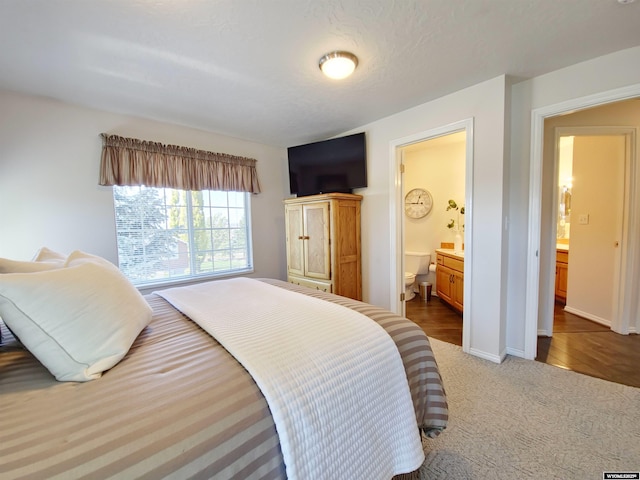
(113, 185, 252, 286)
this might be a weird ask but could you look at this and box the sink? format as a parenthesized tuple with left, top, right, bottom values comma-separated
(453, 251, 464, 257)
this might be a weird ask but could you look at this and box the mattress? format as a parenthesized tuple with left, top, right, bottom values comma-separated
(0, 278, 447, 479)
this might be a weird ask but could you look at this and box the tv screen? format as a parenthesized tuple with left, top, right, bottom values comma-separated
(287, 132, 367, 197)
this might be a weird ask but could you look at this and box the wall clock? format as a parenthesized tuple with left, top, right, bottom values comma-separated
(404, 188, 433, 219)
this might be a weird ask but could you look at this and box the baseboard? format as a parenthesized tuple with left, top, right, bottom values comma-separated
(505, 346, 525, 358)
(563, 306, 611, 327)
(468, 347, 503, 364)
(537, 328, 552, 337)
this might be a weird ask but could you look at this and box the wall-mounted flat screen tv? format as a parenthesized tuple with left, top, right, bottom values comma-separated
(287, 132, 367, 197)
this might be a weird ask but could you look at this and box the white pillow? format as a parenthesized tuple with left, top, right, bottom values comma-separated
(0, 250, 152, 381)
(0, 258, 62, 273)
(31, 246, 66, 263)
(0, 247, 66, 273)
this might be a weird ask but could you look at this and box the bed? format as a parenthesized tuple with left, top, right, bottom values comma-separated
(0, 252, 448, 480)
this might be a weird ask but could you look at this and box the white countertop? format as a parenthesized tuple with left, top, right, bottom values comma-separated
(436, 248, 464, 259)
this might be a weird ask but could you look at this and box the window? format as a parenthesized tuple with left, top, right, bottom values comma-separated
(113, 185, 252, 286)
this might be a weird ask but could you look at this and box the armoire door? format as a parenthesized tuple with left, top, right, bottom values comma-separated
(284, 203, 304, 277)
(302, 202, 331, 280)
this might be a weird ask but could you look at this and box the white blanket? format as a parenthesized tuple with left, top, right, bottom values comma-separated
(157, 278, 424, 480)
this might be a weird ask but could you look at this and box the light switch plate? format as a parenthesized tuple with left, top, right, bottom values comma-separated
(578, 214, 589, 225)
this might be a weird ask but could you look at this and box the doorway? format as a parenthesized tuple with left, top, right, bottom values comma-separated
(401, 132, 466, 343)
(548, 130, 627, 333)
(389, 118, 474, 353)
(524, 90, 640, 360)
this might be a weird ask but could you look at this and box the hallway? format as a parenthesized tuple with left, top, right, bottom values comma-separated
(406, 296, 640, 388)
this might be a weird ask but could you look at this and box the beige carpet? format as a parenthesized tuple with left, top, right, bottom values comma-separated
(419, 338, 640, 479)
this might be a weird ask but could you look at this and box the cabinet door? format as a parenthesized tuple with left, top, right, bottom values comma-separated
(285, 204, 304, 277)
(303, 202, 331, 280)
(436, 265, 453, 303)
(452, 271, 464, 311)
(556, 262, 568, 301)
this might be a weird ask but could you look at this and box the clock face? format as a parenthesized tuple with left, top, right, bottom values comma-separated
(404, 188, 433, 219)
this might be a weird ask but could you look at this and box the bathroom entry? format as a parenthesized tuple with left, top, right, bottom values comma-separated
(553, 131, 627, 330)
(401, 131, 466, 312)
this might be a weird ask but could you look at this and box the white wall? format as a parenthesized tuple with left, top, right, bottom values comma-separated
(0, 90, 288, 281)
(348, 75, 510, 362)
(404, 134, 466, 251)
(507, 45, 640, 354)
(349, 46, 640, 361)
(3, 44, 639, 360)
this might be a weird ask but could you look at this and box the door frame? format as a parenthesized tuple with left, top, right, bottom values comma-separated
(524, 84, 640, 359)
(389, 118, 474, 353)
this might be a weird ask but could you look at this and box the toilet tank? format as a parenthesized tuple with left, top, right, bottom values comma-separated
(405, 251, 431, 274)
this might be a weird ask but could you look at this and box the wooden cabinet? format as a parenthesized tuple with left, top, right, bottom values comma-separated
(435, 250, 464, 312)
(284, 193, 362, 300)
(555, 249, 569, 303)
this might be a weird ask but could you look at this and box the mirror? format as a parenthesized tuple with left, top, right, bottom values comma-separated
(558, 185, 571, 239)
(557, 136, 573, 240)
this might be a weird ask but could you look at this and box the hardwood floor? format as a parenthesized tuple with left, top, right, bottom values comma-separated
(405, 295, 640, 388)
(405, 294, 463, 346)
(537, 304, 640, 388)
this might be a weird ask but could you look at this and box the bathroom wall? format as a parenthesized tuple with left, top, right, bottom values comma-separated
(566, 135, 626, 324)
(404, 131, 466, 287)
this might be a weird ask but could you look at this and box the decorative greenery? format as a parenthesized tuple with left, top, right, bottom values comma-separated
(446, 199, 465, 231)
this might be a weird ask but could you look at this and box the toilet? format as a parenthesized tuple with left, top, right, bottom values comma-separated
(405, 251, 431, 301)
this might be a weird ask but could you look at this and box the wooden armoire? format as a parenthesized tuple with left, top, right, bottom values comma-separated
(284, 193, 362, 300)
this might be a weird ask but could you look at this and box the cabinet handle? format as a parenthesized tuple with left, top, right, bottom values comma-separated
(298, 235, 310, 240)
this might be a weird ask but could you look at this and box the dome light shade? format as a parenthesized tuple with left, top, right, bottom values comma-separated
(319, 51, 358, 79)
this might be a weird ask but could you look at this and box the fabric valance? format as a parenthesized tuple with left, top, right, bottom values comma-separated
(99, 134, 261, 193)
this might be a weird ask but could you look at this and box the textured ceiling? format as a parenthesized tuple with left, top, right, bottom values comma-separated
(1, 0, 639, 147)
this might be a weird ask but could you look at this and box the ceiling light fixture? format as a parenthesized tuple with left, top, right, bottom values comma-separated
(318, 51, 358, 80)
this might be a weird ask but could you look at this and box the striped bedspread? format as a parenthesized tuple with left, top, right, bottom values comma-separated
(0, 278, 448, 479)
(157, 278, 425, 480)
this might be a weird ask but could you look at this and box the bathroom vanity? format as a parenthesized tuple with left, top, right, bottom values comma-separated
(435, 249, 464, 312)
